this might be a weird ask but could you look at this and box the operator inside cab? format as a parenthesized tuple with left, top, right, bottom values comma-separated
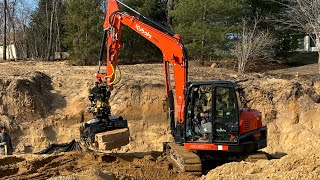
(193, 86, 213, 141)
(216, 95, 227, 117)
(199, 93, 212, 120)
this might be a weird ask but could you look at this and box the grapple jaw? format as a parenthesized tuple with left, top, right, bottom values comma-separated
(80, 115, 128, 144)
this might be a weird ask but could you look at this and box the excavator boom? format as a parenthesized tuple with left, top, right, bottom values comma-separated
(97, 0, 188, 125)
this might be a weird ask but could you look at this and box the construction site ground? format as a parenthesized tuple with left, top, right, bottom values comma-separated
(0, 61, 319, 179)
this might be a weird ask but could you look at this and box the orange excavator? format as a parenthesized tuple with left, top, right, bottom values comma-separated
(81, 0, 267, 174)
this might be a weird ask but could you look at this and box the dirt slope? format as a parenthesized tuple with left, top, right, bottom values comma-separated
(0, 151, 196, 180)
(202, 152, 320, 180)
(0, 61, 319, 179)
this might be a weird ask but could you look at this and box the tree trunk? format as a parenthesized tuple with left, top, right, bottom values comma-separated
(316, 35, 320, 74)
(47, 0, 57, 61)
(3, 0, 7, 61)
(166, 0, 174, 26)
(45, 1, 49, 59)
(318, 51, 320, 74)
(55, 1, 61, 59)
(7, 0, 17, 60)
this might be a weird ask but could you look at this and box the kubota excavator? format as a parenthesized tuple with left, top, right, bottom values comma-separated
(80, 0, 267, 174)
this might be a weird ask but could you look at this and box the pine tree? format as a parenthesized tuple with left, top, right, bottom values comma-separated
(64, 0, 103, 65)
(119, 0, 167, 64)
(170, 0, 243, 60)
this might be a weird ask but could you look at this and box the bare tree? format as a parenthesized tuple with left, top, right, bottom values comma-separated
(166, 0, 174, 26)
(1, 0, 33, 60)
(231, 19, 276, 73)
(47, 0, 58, 60)
(3, 0, 7, 61)
(7, 0, 17, 60)
(15, 0, 32, 59)
(55, 0, 61, 59)
(280, 0, 320, 73)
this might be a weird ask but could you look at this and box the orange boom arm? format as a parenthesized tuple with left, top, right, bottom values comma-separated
(96, 0, 188, 124)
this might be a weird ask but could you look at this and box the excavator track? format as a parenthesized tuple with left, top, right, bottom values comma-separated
(166, 143, 202, 175)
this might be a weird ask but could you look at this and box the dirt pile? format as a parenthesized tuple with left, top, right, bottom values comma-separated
(238, 78, 320, 155)
(202, 152, 320, 179)
(0, 62, 94, 152)
(0, 151, 195, 180)
(0, 61, 319, 179)
(0, 71, 71, 152)
(0, 62, 173, 153)
(0, 71, 60, 125)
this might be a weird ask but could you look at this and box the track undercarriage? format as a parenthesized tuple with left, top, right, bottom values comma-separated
(164, 142, 268, 175)
(166, 143, 202, 175)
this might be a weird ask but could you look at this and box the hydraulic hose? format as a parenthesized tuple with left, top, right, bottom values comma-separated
(105, 64, 122, 86)
(98, 29, 108, 73)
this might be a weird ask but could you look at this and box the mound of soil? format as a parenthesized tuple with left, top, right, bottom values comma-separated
(202, 152, 320, 179)
(0, 61, 319, 179)
(0, 71, 62, 124)
(0, 152, 195, 180)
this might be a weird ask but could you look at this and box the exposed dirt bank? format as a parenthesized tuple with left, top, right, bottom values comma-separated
(0, 61, 319, 179)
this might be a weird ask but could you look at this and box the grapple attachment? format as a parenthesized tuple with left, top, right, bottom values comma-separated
(80, 82, 129, 150)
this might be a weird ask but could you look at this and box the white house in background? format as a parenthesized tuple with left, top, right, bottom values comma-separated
(0, 44, 17, 60)
(304, 35, 319, 52)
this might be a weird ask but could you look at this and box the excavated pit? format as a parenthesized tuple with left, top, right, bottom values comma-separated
(0, 61, 319, 179)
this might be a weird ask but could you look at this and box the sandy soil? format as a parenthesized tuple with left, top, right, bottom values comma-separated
(0, 151, 196, 180)
(0, 61, 319, 179)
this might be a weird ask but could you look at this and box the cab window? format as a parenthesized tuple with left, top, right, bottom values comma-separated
(215, 87, 237, 118)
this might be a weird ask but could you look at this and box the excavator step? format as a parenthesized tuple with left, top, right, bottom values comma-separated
(167, 143, 202, 174)
(94, 128, 130, 150)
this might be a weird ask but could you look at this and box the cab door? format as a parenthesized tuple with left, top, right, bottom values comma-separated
(185, 84, 213, 143)
(212, 85, 239, 143)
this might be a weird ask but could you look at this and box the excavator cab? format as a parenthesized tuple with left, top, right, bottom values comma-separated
(185, 81, 240, 144)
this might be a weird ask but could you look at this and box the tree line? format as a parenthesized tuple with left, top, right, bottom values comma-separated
(1, 0, 318, 72)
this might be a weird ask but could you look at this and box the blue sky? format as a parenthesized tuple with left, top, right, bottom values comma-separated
(26, 0, 37, 9)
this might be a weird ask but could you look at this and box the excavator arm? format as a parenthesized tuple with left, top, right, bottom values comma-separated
(96, 0, 188, 126)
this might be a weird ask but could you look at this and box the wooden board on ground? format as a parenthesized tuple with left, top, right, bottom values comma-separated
(96, 137, 130, 150)
(95, 128, 130, 150)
